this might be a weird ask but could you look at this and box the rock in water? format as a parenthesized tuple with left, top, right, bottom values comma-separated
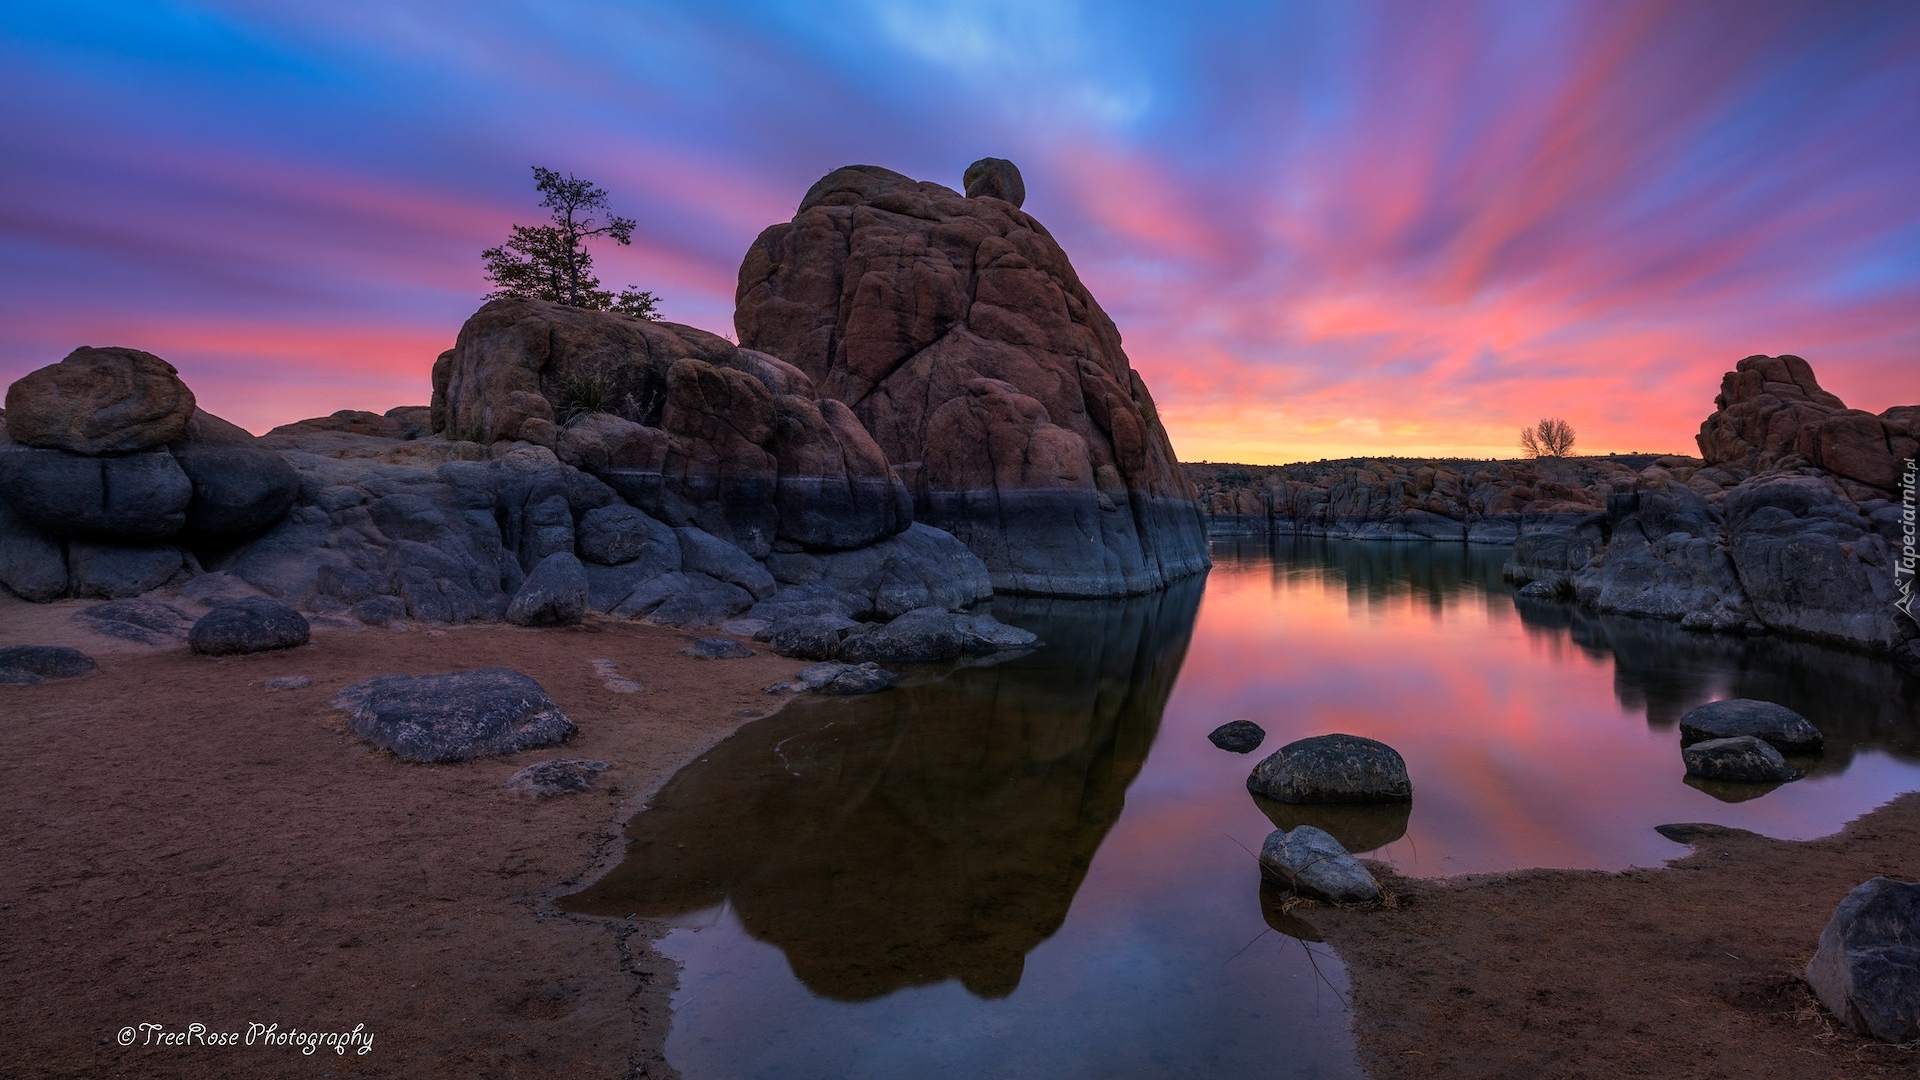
(1678, 699, 1823, 752)
(506, 758, 609, 798)
(1248, 734, 1412, 803)
(3, 346, 197, 454)
(0, 645, 98, 685)
(735, 164, 1210, 597)
(1208, 720, 1266, 754)
(188, 597, 311, 655)
(333, 668, 577, 763)
(1258, 826, 1382, 904)
(506, 552, 588, 627)
(1682, 735, 1796, 784)
(682, 637, 754, 659)
(1806, 877, 1920, 1043)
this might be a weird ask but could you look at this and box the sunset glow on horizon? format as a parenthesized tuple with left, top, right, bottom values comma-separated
(3, 1, 1915, 463)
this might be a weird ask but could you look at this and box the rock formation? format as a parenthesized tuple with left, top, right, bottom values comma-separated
(734, 163, 1210, 597)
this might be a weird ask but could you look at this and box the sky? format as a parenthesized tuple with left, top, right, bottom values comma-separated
(2, 0, 1916, 463)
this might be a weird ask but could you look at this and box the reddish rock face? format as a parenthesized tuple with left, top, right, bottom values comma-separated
(1696, 354, 1916, 492)
(4, 346, 197, 455)
(734, 164, 1209, 596)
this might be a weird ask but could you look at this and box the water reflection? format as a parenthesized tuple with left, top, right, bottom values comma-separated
(563, 579, 1203, 1002)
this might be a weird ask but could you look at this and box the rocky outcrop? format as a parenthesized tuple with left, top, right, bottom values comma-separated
(1806, 877, 1920, 1043)
(734, 163, 1209, 597)
(1698, 354, 1917, 494)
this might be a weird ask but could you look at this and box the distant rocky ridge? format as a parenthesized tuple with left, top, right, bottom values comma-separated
(1191, 355, 1917, 669)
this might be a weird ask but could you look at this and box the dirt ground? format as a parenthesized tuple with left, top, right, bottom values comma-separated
(0, 595, 797, 1080)
(1315, 794, 1920, 1080)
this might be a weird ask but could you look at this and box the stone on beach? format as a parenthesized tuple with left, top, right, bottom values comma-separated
(1806, 877, 1920, 1043)
(188, 596, 312, 655)
(73, 599, 194, 645)
(1258, 825, 1382, 904)
(1678, 698, 1823, 753)
(1248, 734, 1412, 804)
(506, 758, 610, 798)
(682, 637, 754, 659)
(333, 668, 577, 763)
(0, 645, 99, 685)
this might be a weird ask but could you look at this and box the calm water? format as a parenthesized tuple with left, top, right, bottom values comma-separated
(563, 538, 1920, 1079)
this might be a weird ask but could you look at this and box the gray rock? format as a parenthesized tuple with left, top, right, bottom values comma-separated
(506, 552, 588, 627)
(66, 540, 183, 599)
(766, 523, 992, 620)
(1248, 734, 1413, 804)
(0, 443, 193, 540)
(839, 606, 968, 663)
(576, 503, 680, 569)
(953, 612, 1040, 654)
(0, 645, 98, 685)
(73, 599, 194, 645)
(333, 668, 577, 763)
(0, 496, 68, 601)
(716, 617, 771, 639)
(189, 596, 312, 655)
(1807, 877, 1920, 1043)
(168, 409, 299, 540)
(1678, 698, 1824, 752)
(682, 637, 754, 659)
(506, 758, 609, 797)
(617, 572, 754, 629)
(675, 527, 776, 600)
(1258, 825, 1382, 904)
(1517, 578, 1564, 599)
(583, 560, 671, 613)
(1208, 720, 1266, 754)
(1682, 735, 1796, 783)
(263, 675, 311, 691)
(776, 660, 897, 695)
(350, 596, 409, 626)
(768, 613, 861, 661)
(177, 571, 264, 606)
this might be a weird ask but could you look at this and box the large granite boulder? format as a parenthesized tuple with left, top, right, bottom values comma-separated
(3, 346, 196, 454)
(1258, 825, 1382, 904)
(1722, 475, 1910, 649)
(168, 409, 300, 540)
(1248, 734, 1412, 803)
(188, 596, 312, 655)
(1806, 877, 1920, 1043)
(442, 299, 910, 557)
(1678, 699, 1823, 752)
(333, 668, 577, 763)
(734, 163, 1209, 596)
(1698, 354, 1917, 493)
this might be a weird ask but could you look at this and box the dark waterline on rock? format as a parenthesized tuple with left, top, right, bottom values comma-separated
(563, 537, 1920, 1079)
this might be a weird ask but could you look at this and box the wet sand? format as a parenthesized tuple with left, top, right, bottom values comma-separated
(1315, 794, 1920, 1079)
(0, 596, 793, 1079)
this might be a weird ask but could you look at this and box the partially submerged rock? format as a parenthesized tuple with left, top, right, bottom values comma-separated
(1248, 734, 1412, 804)
(333, 668, 577, 763)
(188, 596, 311, 655)
(771, 660, 896, 695)
(1678, 698, 1823, 753)
(1682, 735, 1796, 784)
(1208, 720, 1266, 754)
(506, 758, 610, 798)
(1258, 825, 1382, 904)
(1806, 876, 1920, 1043)
(0, 645, 98, 685)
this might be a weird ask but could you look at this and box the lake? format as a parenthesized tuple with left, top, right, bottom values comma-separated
(562, 537, 1920, 1079)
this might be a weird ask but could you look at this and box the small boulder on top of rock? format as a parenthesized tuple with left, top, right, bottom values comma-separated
(506, 552, 588, 628)
(1258, 825, 1382, 904)
(682, 637, 754, 660)
(506, 758, 610, 798)
(1682, 735, 1796, 784)
(3, 346, 197, 454)
(1678, 699, 1823, 753)
(189, 596, 311, 655)
(1806, 876, 1920, 1043)
(962, 157, 1026, 208)
(0, 645, 98, 685)
(333, 668, 577, 763)
(1248, 734, 1412, 804)
(1209, 720, 1266, 754)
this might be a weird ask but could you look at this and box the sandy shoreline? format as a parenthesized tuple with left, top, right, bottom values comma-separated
(1314, 793, 1920, 1079)
(0, 596, 793, 1079)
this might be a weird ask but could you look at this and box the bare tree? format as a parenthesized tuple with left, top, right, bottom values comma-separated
(1520, 418, 1576, 458)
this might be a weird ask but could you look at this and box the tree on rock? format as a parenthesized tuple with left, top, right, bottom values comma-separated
(481, 166, 661, 319)
(1520, 417, 1576, 458)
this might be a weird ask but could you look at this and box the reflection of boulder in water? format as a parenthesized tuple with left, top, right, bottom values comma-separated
(1253, 795, 1410, 855)
(561, 576, 1203, 1001)
(1216, 536, 1511, 613)
(1511, 596, 1920, 771)
(1682, 773, 1790, 804)
(1258, 881, 1324, 942)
